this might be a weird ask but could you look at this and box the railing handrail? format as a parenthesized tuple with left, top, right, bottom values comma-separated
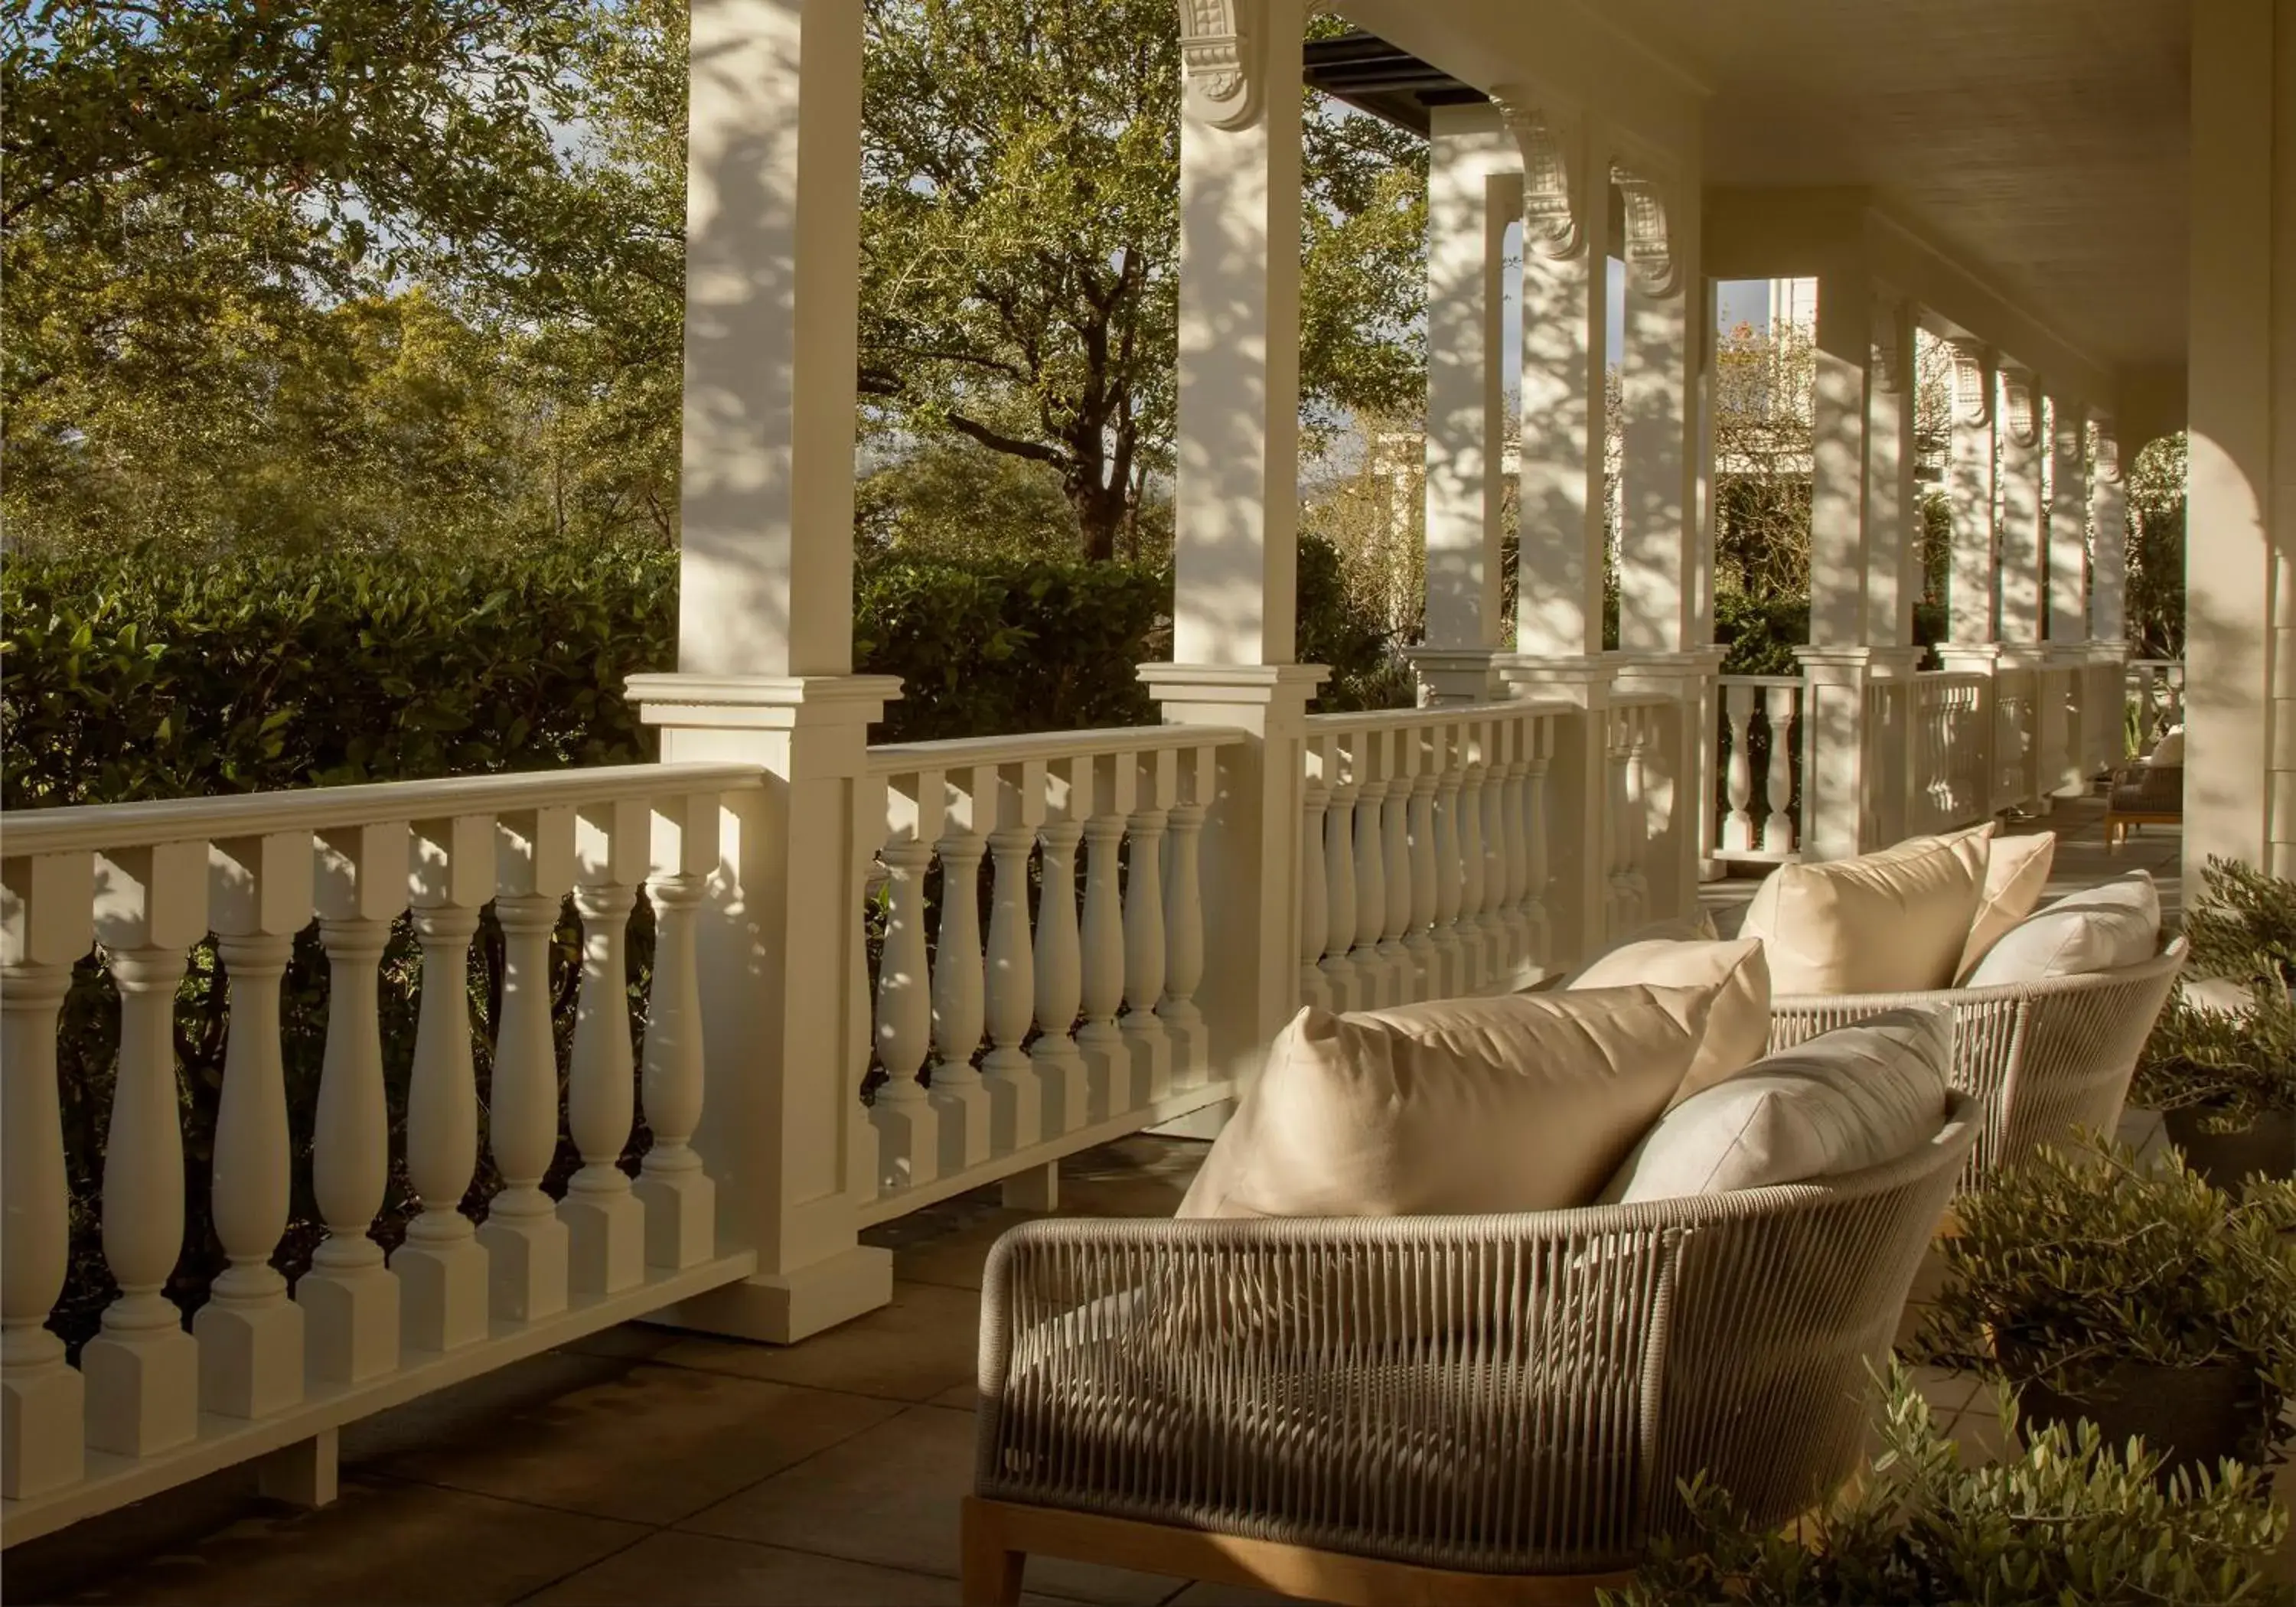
(864, 722, 1247, 774)
(1302, 697, 1575, 734)
(0, 761, 765, 859)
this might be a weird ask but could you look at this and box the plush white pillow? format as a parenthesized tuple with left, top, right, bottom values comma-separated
(1740, 823, 1994, 995)
(1600, 1007, 1953, 1204)
(1961, 871, 2161, 987)
(1566, 937, 1772, 1104)
(1177, 985, 1719, 1220)
(2147, 727, 2186, 767)
(1955, 831, 2058, 982)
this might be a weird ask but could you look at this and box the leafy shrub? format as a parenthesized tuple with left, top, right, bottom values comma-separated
(1611, 1364, 2290, 1606)
(2183, 856, 2296, 989)
(1910, 1136, 2296, 1457)
(2133, 858, 2296, 1123)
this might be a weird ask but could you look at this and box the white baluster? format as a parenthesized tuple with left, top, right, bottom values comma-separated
(1121, 748, 1176, 1108)
(561, 800, 647, 1296)
(1318, 734, 1360, 1009)
(872, 771, 940, 1190)
(481, 810, 573, 1322)
(1298, 760, 1332, 1013)
(1720, 683, 1756, 852)
(1159, 746, 1213, 1086)
(1762, 686, 1798, 855)
(304, 824, 407, 1384)
(1430, 727, 1466, 996)
(929, 768, 992, 1175)
(1623, 720, 1652, 927)
(1404, 740, 1439, 991)
(1455, 730, 1489, 989)
(981, 762, 1045, 1155)
(1076, 771, 1130, 1123)
(1377, 732, 1415, 1002)
(1495, 721, 1531, 982)
(1522, 724, 1554, 971)
(84, 843, 206, 1456)
(1031, 763, 1091, 1136)
(2, 852, 92, 1496)
(1348, 732, 1389, 1009)
(1479, 722, 1511, 980)
(199, 833, 312, 1419)
(395, 817, 492, 1354)
(636, 795, 719, 1270)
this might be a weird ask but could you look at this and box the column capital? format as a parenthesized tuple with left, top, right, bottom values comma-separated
(1176, 0, 1264, 131)
(1998, 365, 2040, 448)
(1948, 339, 1993, 425)
(1491, 83, 1583, 260)
(1934, 643, 2005, 676)
(1494, 654, 1617, 709)
(1137, 661, 1327, 713)
(1403, 647, 1505, 706)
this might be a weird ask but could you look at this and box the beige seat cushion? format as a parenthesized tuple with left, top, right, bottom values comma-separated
(1178, 985, 1719, 1220)
(1600, 1007, 1952, 1204)
(1955, 831, 2058, 982)
(1740, 824, 1994, 995)
(1565, 937, 1772, 1104)
(1962, 871, 2161, 987)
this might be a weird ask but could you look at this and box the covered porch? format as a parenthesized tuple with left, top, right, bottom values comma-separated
(3, 0, 2291, 1589)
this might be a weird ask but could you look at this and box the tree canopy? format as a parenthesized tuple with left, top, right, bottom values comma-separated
(2, 0, 1429, 560)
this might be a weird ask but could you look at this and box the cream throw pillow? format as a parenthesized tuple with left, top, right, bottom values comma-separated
(1955, 831, 2058, 982)
(1961, 871, 2161, 987)
(2148, 727, 2185, 767)
(1566, 937, 1772, 1104)
(1600, 1007, 1952, 1204)
(1740, 823, 1994, 995)
(1177, 985, 1719, 1220)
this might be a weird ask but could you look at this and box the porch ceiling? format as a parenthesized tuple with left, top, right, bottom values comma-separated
(1341, 0, 2190, 378)
(1613, 0, 2190, 373)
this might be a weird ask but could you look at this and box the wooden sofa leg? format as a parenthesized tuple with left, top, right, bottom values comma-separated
(962, 1498, 1026, 1606)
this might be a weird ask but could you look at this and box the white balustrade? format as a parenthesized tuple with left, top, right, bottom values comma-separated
(857, 729, 1244, 1215)
(0, 762, 759, 1537)
(1911, 673, 1989, 836)
(1296, 702, 1567, 1006)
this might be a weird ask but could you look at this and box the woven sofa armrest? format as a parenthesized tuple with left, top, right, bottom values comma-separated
(972, 1108, 1978, 1573)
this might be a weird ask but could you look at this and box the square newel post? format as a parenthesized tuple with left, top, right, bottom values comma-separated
(1496, 657, 1614, 965)
(631, 0, 894, 1343)
(1412, 106, 1520, 709)
(2090, 419, 2128, 646)
(1939, 340, 2004, 817)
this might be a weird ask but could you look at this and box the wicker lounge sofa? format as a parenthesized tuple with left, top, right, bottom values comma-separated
(1767, 938, 2187, 1186)
(963, 1097, 1981, 1606)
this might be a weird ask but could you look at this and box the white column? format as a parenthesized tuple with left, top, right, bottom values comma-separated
(2090, 420, 2128, 641)
(2, 852, 91, 1498)
(2048, 394, 2090, 644)
(1996, 366, 2046, 644)
(631, 0, 894, 1342)
(2185, 0, 2290, 880)
(1508, 90, 1607, 660)
(1864, 296, 1918, 647)
(1418, 109, 1519, 699)
(1616, 164, 1692, 655)
(1945, 340, 2000, 647)
(1807, 277, 1870, 646)
(1171, 0, 1304, 667)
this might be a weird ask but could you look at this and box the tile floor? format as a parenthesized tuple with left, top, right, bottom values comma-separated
(10, 802, 2272, 1607)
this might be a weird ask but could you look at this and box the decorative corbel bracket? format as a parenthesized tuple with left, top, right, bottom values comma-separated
(1493, 85, 1583, 261)
(1177, 0, 1263, 130)
(1999, 365, 2040, 448)
(1948, 339, 1991, 427)
(1609, 159, 1679, 296)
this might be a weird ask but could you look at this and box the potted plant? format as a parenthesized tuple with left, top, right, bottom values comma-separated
(1910, 1136, 2296, 1481)
(1609, 1364, 2290, 1605)
(2135, 856, 2296, 1185)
